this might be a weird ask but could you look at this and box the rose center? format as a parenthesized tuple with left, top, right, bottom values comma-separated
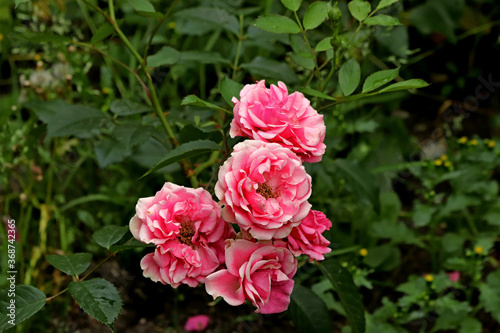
(178, 223, 195, 245)
(256, 183, 279, 199)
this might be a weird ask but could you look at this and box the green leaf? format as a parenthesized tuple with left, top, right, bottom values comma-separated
(378, 79, 429, 93)
(288, 284, 333, 333)
(339, 58, 361, 96)
(289, 52, 315, 70)
(94, 138, 129, 168)
(412, 202, 436, 227)
(379, 191, 401, 222)
(241, 56, 299, 84)
(142, 140, 221, 177)
(26, 100, 109, 140)
(92, 226, 129, 249)
(348, 0, 371, 22)
(14, 0, 30, 7)
(459, 317, 482, 333)
(303, 2, 330, 30)
(69, 278, 122, 325)
(219, 76, 244, 107)
(111, 122, 153, 150)
(362, 68, 399, 93)
(376, 0, 399, 10)
(0, 285, 46, 331)
(315, 37, 333, 52)
(109, 238, 155, 253)
(147, 46, 180, 67)
(11, 32, 71, 44)
(319, 258, 366, 333)
(300, 87, 336, 101)
(181, 95, 227, 112)
(46, 253, 92, 276)
(253, 15, 301, 34)
(109, 99, 151, 116)
(175, 7, 239, 35)
(90, 23, 114, 44)
(334, 159, 379, 211)
(364, 14, 400, 26)
(281, 0, 302, 11)
(441, 233, 466, 253)
(129, 0, 155, 12)
(180, 51, 231, 64)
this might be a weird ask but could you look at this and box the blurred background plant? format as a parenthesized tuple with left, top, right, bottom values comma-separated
(0, 0, 499, 332)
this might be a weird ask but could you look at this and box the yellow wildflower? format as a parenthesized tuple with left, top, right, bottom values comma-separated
(424, 274, 434, 282)
(470, 139, 478, 146)
(444, 161, 451, 168)
(488, 140, 495, 148)
(102, 87, 111, 94)
(168, 21, 176, 29)
(458, 136, 467, 144)
(441, 155, 448, 161)
(359, 248, 368, 257)
(474, 246, 483, 254)
(434, 159, 443, 166)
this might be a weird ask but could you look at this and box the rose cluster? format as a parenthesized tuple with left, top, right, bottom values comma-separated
(130, 80, 331, 314)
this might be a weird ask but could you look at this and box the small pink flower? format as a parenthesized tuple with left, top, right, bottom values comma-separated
(448, 271, 460, 282)
(286, 210, 332, 261)
(230, 80, 326, 163)
(130, 183, 235, 287)
(184, 314, 210, 331)
(205, 239, 297, 314)
(215, 140, 312, 240)
(141, 241, 219, 287)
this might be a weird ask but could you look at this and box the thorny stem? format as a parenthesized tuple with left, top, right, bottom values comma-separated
(232, 14, 245, 79)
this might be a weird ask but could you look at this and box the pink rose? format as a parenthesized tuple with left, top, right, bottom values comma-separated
(448, 271, 460, 282)
(130, 182, 235, 287)
(130, 182, 234, 249)
(215, 140, 312, 240)
(141, 241, 220, 287)
(286, 210, 332, 261)
(184, 314, 210, 331)
(230, 80, 326, 163)
(205, 239, 297, 314)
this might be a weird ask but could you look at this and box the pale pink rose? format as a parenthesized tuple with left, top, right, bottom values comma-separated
(448, 271, 460, 282)
(141, 241, 220, 288)
(130, 182, 234, 248)
(286, 210, 332, 261)
(205, 239, 297, 314)
(215, 140, 312, 240)
(230, 80, 326, 163)
(184, 314, 210, 331)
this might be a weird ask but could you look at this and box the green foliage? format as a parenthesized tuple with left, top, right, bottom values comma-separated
(288, 284, 333, 333)
(303, 2, 330, 30)
(253, 15, 301, 34)
(319, 258, 365, 333)
(46, 253, 92, 276)
(339, 58, 361, 96)
(0, 286, 46, 331)
(68, 278, 122, 328)
(92, 226, 129, 250)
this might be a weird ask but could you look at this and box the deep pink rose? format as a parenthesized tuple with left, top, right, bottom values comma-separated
(184, 314, 210, 331)
(130, 182, 234, 248)
(205, 239, 297, 314)
(286, 210, 332, 261)
(230, 80, 326, 163)
(141, 241, 220, 287)
(215, 140, 312, 240)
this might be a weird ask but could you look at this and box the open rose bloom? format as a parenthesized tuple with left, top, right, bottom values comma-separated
(205, 239, 297, 314)
(215, 140, 312, 240)
(130, 183, 235, 287)
(230, 80, 326, 163)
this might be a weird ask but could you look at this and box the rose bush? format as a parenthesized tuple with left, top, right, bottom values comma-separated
(215, 140, 312, 240)
(205, 239, 297, 314)
(230, 80, 326, 163)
